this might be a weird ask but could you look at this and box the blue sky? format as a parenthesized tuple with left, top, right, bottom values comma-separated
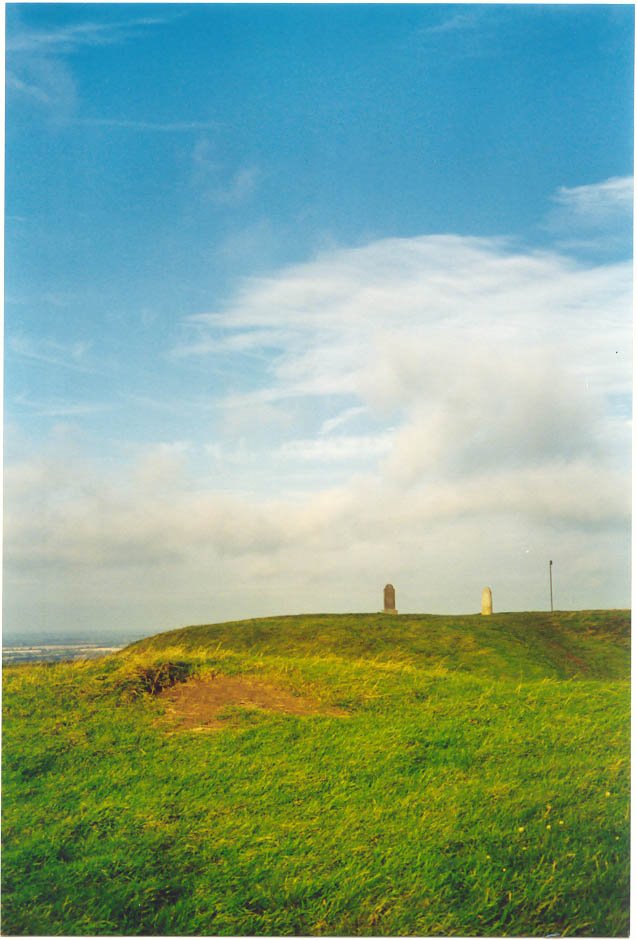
(4, 4, 633, 639)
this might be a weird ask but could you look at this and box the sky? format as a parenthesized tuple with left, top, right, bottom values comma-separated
(4, 3, 634, 641)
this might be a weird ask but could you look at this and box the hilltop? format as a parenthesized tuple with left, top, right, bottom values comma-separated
(2, 609, 630, 936)
(129, 609, 630, 680)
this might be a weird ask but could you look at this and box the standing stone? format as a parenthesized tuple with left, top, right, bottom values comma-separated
(481, 586, 493, 616)
(384, 583, 397, 614)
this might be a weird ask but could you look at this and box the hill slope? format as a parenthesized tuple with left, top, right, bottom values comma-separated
(2, 610, 630, 937)
(129, 609, 630, 680)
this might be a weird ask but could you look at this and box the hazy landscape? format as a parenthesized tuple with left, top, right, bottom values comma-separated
(3, 608, 629, 936)
(2, 630, 141, 665)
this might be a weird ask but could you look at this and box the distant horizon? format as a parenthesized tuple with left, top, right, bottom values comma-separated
(3, 603, 631, 648)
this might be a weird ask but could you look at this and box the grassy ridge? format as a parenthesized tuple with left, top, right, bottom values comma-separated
(2, 610, 630, 936)
(130, 609, 630, 680)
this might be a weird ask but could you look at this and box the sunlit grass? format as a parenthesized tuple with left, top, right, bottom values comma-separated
(2, 610, 630, 936)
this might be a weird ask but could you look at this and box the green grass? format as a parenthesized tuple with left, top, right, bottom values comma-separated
(2, 610, 630, 936)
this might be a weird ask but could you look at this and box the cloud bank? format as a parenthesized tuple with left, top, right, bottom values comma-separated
(4, 228, 631, 637)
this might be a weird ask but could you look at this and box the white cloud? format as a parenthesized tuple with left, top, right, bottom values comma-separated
(7, 70, 54, 103)
(7, 16, 173, 55)
(190, 139, 261, 206)
(11, 395, 110, 418)
(320, 406, 368, 436)
(552, 177, 633, 223)
(9, 335, 97, 373)
(7, 55, 78, 115)
(278, 433, 393, 464)
(422, 12, 481, 36)
(410, 8, 494, 62)
(77, 119, 221, 133)
(7, 12, 177, 117)
(545, 176, 633, 255)
(212, 167, 261, 207)
(4, 228, 631, 636)
(184, 233, 630, 419)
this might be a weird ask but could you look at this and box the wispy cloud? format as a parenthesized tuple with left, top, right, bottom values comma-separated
(7, 12, 176, 115)
(192, 229, 629, 496)
(551, 176, 633, 224)
(7, 55, 78, 115)
(12, 395, 110, 418)
(9, 335, 99, 374)
(77, 118, 221, 133)
(171, 323, 288, 360)
(410, 8, 493, 60)
(320, 406, 368, 436)
(211, 167, 261, 207)
(544, 176, 633, 255)
(7, 15, 174, 55)
(278, 433, 393, 464)
(7, 70, 52, 103)
(421, 11, 481, 36)
(191, 139, 261, 206)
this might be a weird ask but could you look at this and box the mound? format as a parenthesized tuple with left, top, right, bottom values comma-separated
(127, 609, 630, 682)
(3, 608, 630, 937)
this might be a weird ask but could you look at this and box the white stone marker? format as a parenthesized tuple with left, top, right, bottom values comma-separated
(481, 586, 493, 616)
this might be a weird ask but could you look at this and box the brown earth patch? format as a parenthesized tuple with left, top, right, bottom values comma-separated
(158, 674, 347, 731)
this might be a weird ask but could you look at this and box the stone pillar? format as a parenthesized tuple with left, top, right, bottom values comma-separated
(481, 586, 493, 616)
(384, 583, 397, 614)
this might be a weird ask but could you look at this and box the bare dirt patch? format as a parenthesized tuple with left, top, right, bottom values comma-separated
(158, 674, 346, 731)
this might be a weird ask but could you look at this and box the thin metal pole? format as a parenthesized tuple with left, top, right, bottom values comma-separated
(549, 560, 554, 612)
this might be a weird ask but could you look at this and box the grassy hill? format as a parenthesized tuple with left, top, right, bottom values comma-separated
(2, 610, 630, 936)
